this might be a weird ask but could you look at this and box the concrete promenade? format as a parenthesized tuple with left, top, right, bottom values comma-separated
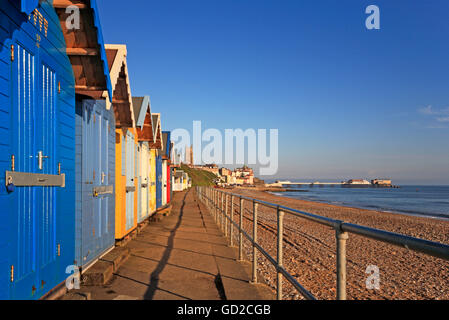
(63, 189, 274, 300)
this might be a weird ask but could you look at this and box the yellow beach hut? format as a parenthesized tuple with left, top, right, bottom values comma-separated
(105, 44, 139, 240)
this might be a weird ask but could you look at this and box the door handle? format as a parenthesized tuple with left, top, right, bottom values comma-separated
(38, 151, 49, 170)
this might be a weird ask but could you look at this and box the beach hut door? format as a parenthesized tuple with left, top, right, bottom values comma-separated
(10, 42, 59, 298)
(139, 145, 149, 220)
(80, 101, 113, 266)
(125, 132, 135, 230)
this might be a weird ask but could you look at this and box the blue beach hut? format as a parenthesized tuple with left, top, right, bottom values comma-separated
(52, 1, 115, 270)
(151, 114, 163, 209)
(133, 96, 155, 223)
(0, 0, 76, 299)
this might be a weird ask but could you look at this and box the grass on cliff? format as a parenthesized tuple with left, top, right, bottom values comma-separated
(179, 164, 217, 187)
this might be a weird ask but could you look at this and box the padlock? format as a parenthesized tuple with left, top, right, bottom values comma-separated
(6, 176, 14, 194)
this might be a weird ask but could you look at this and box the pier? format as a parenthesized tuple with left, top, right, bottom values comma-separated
(266, 181, 344, 187)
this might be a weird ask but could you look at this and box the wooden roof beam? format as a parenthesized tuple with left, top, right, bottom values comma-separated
(53, 1, 87, 9)
(66, 48, 99, 56)
(75, 85, 107, 91)
(112, 99, 130, 104)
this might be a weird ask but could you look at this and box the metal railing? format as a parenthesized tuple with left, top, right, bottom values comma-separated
(196, 186, 449, 300)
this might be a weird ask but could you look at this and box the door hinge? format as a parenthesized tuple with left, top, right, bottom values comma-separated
(93, 170, 96, 180)
(93, 228, 95, 237)
(10, 45, 14, 62)
(58, 163, 61, 175)
(10, 265, 14, 282)
(57, 244, 61, 257)
(58, 82, 61, 94)
(11, 155, 15, 171)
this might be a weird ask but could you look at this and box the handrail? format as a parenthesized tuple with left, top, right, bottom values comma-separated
(196, 186, 449, 300)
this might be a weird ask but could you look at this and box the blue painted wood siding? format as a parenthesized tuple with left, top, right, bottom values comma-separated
(0, 0, 76, 300)
(75, 99, 115, 269)
(125, 131, 135, 230)
(156, 155, 162, 209)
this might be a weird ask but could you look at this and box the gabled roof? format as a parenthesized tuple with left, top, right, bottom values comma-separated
(132, 96, 154, 142)
(151, 113, 163, 149)
(161, 132, 168, 157)
(105, 45, 135, 128)
(54, 0, 112, 101)
(161, 131, 171, 159)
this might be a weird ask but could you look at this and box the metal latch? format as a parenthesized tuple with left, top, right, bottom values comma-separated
(5, 171, 65, 188)
(37, 151, 49, 170)
(93, 185, 113, 197)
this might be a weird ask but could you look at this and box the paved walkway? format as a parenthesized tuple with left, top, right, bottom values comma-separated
(68, 189, 273, 300)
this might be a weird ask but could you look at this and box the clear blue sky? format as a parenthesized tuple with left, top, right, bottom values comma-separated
(97, 0, 449, 185)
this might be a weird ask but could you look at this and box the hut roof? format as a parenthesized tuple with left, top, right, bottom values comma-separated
(105, 45, 135, 128)
(132, 96, 155, 142)
(161, 131, 172, 160)
(53, 0, 112, 102)
(151, 113, 163, 149)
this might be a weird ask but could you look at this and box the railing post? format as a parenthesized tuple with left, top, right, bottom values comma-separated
(214, 190, 218, 222)
(230, 195, 234, 247)
(277, 208, 284, 300)
(217, 191, 219, 224)
(212, 189, 215, 219)
(336, 229, 349, 300)
(238, 197, 244, 261)
(224, 194, 228, 237)
(221, 192, 225, 232)
(251, 201, 258, 284)
(220, 192, 223, 231)
(211, 189, 213, 217)
(215, 190, 220, 228)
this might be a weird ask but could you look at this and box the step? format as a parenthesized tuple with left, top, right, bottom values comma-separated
(82, 245, 131, 286)
(82, 260, 114, 286)
(100, 247, 130, 272)
(149, 205, 173, 222)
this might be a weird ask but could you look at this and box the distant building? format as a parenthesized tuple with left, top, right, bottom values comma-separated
(226, 175, 237, 184)
(342, 179, 371, 188)
(371, 179, 392, 186)
(346, 179, 371, 185)
(184, 146, 194, 166)
(201, 163, 220, 175)
(173, 169, 191, 191)
(219, 167, 232, 177)
(235, 165, 254, 185)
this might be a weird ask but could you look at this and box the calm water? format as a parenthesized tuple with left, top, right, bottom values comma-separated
(271, 185, 449, 220)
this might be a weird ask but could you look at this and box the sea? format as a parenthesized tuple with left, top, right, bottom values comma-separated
(268, 184, 449, 220)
